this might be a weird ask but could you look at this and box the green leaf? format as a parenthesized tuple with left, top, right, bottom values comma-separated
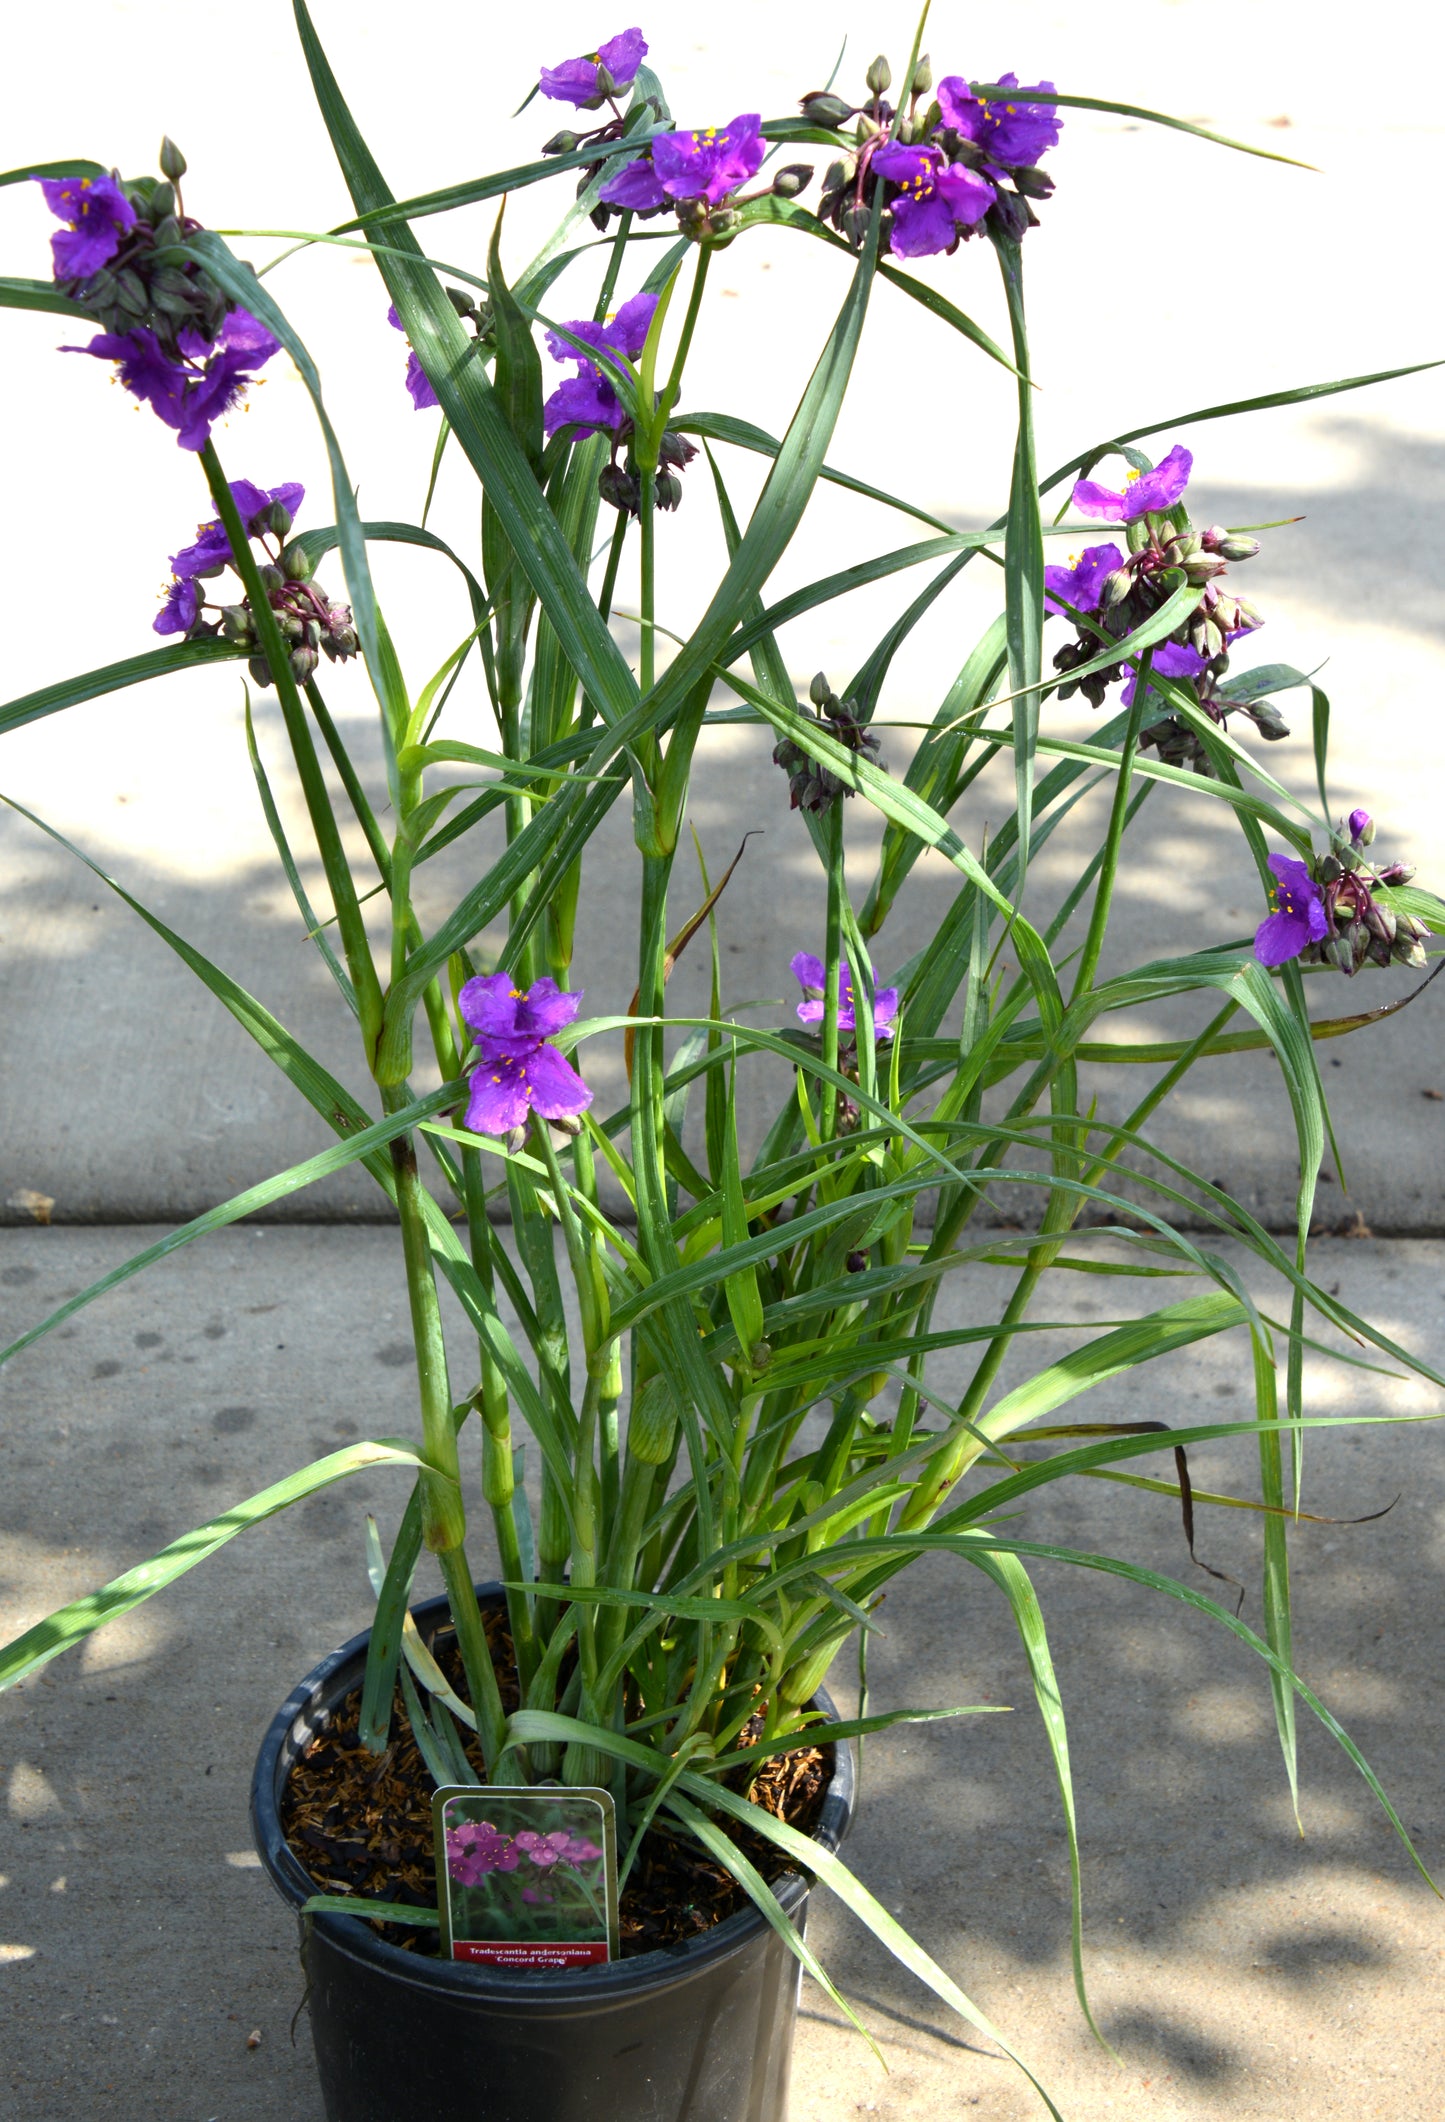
(964, 1543, 1107, 2049)
(301, 1895, 438, 1926)
(0, 274, 91, 318)
(679, 410, 955, 533)
(0, 639, 244, 738)
(980, 1293, 1247, 1445)
(0, 1443, 428, 1691)
(1, 159, 106, 187)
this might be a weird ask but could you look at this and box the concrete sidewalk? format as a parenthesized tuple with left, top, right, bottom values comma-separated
(4, 1224, 1445, 2120)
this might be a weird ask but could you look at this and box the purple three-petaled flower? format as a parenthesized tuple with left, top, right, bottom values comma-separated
(386, 304, 440, 411)
(870, 141, 994, 258)
(540, 27, 647, 107)
(153, 577, 201, 637)
(64, 307, 280, 452)
(600, 114, 765, 213)
(791, 953, 899, 1039)
(542, 290, 657, 439)
(1043, 542, 1124, 618)
(936, 74, 1061, 172)
(1072, 445, 1193, 523)
(1254, 853, 1329, 967)
(35, 171, 137, 282)
(168, 479, 306, 581)
(460, 975, 593, 1136)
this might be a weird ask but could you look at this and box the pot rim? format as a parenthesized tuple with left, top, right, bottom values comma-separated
(251, 1584, 856, 2006)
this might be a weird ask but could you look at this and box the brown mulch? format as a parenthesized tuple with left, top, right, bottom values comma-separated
(280, 1606, 832, 1958)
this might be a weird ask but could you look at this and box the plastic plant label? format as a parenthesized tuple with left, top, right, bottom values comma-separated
(432, 1786, 619, 1968)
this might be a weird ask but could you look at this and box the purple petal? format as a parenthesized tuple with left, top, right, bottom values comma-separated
(1253, 908, 1313, 967)
(606, 289, 659, 358)
(1267, 852, 1313, 890)
(516, 978, 583, 1039)
(543, 370, 623, 439)
(872, 986, 900, 1035)
(1043, 542, 1124, 617)
(219, 308, 279, 361)
(1348, 807, 1372, 841)
(790, 952, 827, 994)
(1070, 476, 1127, 521)
(464, 1055, 533, 1135)
(871, 142, 939, 188)
(598, 156, 668, 212)
(597, 27, 647, 84)
(935, 164, 995, 227)
(1121, 638, 1209, 707)
(521, 1040, 594, 1121)
(887, 190, 961, 259)
(405, 348, 439, 410)
(153, 577, 199, 636)
(1124, 444, 1192, 519)
(458, 972, 524, 1043)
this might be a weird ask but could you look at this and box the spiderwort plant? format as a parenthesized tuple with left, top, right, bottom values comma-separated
(3, 8, 1445, 2108)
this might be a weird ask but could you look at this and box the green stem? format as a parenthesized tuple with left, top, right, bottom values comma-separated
(656, 244, 711, 434)
(1070, 654, 1150, 1002)
(382, 1085, 507, 1769)
(199, 443, 385, 1060)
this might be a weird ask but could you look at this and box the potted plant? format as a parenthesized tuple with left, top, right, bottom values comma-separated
(2, 7, 1442, 2117)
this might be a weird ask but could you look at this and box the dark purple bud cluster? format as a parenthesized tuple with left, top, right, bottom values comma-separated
(37, 147, 279, 452)
(153, 478, 358, 687)
(772, 673, 882, 814)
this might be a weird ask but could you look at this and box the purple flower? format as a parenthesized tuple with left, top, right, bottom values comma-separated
(386, 303, 440, 411)
(791, 953, 899, 1039)
(870, 142, 994, 258)
(1072, 445, 1193, 523)
(1120, 637, 1211, 708)
(936, 74, 1061, 171)
(446, 1819, 521, 1885)
(64, 307, 279, 452)
(35, 171, 137, 281)
(600, 114, 765, 213)
(540, 27, 647, 106)
(170, 479, 305, 579)
(1348, 807, 1372, 844)
(459, 974, 593, 1136)
(542, 290, 657, 439)
(153, 577, 200, 637)
(1254, 853, 1329, 967)
(1043, 542, 1124, 618)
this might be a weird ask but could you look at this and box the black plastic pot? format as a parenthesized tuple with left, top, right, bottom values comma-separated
(251, 1588, 856, 2122)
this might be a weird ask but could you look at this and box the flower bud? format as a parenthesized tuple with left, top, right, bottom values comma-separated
(289, 644, 319, 683)
(257, 564, 284, 594)
(910, 54, 933, 95)
(1185, 553, 1228, 585)
(801, 92, 854, 128)
(1319, 854, 1343, 884)
(503, 1125, 528, 1156)
(1376, 860, 1414, 885)
(1394, 934, 1429, 969)
(1337, 842, 1360, 873)
(549, 1111, 584, 1136)
(841, 203, 873, 247)
(543, 129, 580, 156)
(749, 1340, 773, 1372)
(810, 671, 833, 708)
(708, 207, 740, 237)
(1219, 533, 1261, 561)
(277, 614, 304, 642)
(247, 654, 275, 691)
(654, 469, 682, 511)
(845, 1249, 868, 1273)
(219, 604, 253, 643)
(1364, 901, 1397, 944)
(159, 137, 188, 183)
(146, 182, 177, 226)
(279, 540, 313, 583)
(866, 54, 893, 95)
(628, 1375, 680, 1465)
(1099, 568, 1133, 609)
(1349, 807, 1374, 845)
(262, 500, 293, 541)
(598, 462, 640, 515)
(772, 163, 815, 198)
(1013, 164, 1055, 201)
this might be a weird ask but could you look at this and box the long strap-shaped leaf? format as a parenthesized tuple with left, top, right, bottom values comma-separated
(0, 1442, 430, 1691)
(292, 0, 640, 737)
(1, 639, 244, 738)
